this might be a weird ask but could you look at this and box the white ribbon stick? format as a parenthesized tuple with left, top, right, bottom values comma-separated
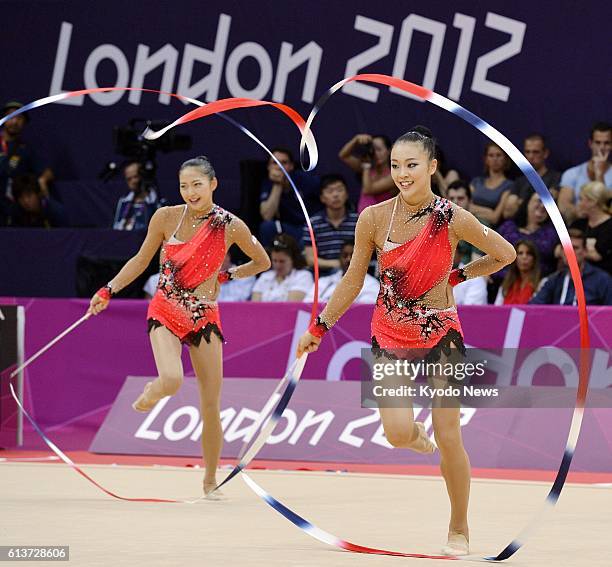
(10, 313, 91, 378)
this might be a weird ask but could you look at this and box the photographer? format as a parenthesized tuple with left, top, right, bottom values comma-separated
(113, 161, 160, 231)
(1, 101, 55, 226)
(338, 133, 396, 213)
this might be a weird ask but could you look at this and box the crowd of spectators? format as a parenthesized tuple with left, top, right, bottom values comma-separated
(2, 96, 610, 305)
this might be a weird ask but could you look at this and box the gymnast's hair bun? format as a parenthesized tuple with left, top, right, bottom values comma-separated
(409, 125, 433, 138)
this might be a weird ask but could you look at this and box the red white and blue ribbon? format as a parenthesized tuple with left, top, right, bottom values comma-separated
(285, 74, 592, 561)
(2, 79, 591, 562)
(1, 87, 319, 498)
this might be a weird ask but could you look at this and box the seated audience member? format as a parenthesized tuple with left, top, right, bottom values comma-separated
(498, 192, 559, 276)
(495, 240, 541, 305)
(451, 247, 487, 306)
(503, 134, 561, 219)
(530, 229, 612, 305)
(259, 148, 306, 247)
(302, 239, 378, 304)
(302, 174, 358, 275)
(470, 142, 514, 227)
(1, 101, 55, 225)
(113, 161, 159, 230)
(9, 174, 67, 227)
(251, 234, 312, 301)
(558, 122, 612, 221)
(338, 133, 396, 213)
(447, 180, 481, 264)
(570, 181, 612, 274)
(431, 144, 460, 197)
(144, 252, 256, 301)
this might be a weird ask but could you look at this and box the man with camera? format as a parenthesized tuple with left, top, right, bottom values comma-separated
(338, 133, 396, 213)
(112, 161, 160, 231)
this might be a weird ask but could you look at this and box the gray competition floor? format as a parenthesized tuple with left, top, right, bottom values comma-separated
(0, 463, 610, 566)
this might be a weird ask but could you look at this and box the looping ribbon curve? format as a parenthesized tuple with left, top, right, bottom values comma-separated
(1, 77, 591, 562)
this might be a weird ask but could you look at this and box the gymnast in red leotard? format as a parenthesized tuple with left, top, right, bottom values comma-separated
(88, 156, 270, 497)
(297, 127, 516, 555)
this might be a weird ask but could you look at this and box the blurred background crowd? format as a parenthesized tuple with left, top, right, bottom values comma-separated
(1, 100, 610, 305)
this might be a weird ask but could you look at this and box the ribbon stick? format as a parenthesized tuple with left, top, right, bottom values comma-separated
(10, 314, 91, 378)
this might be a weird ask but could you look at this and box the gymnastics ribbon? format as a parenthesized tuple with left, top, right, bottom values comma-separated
(4, 80, 592, 561)
(0, 89, 320, 325)
(2, 87, 319, 501)
(244, 74, 591, 562)
(158, 76, 591, 561)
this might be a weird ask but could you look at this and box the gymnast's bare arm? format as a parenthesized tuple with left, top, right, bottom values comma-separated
(449, 205, 517, 280)
(296, 207, 376, 356)
(88, 207, 168, 315)
(225, 216, 271, 279)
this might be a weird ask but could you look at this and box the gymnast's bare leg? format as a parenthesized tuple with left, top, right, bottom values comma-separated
(432, 406, 470, 554)
(188, 334, 224, 496)
(133, 325, 184, 411)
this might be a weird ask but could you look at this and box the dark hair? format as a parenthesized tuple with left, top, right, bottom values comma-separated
(568, 227, 587, 245)
(180, 155, 215, 180)
(372, 134, 392, 150)
(270, 147, 294, 164)
(393, 125, 436, 160)
(271, 233, 306, 269)
(524, 133, 547, 148)
(447, 180, 471, 200)
(320, 173, 347, 193)
(514, 191, 549, 229)
(590, 121, 612, 139)
(12, 174, 40, 200)
(483, 142, 510, 174)
(501, 239, 541, 296)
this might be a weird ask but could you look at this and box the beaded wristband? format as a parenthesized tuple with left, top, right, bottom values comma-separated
(96, 285, 113, 301)
(308, 316, 330, 339)
(448, 268, 467, 287)
(218, 270, 234, 284)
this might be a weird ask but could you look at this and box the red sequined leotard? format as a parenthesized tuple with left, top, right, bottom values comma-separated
(147, 204, 231, 345)
(371, 196, 464, 360)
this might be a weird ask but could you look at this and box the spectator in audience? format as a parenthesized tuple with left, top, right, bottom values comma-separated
(495, 240, 541, 305)
(9, 174, 67, 228)
(113, 161, 159, 230)
(558, 122, 612, 221)
(503, 134, 561, 219)
(447, 180, 481, 264)
(570, 181, 612, 274)
(431, 143, 460, 197)
(1, 101, 55, 226)
(530, 229, 612, 305)
(303, 239, 378, 303)
(251, 234, 313, 301)
(451, 247, 488, 305)
(498, 192, 559, 276)
(338, 133, 396, 212)
(302, 174, 358, 275)
(259, 148, 306, 247)
(470, 142, 514, 227)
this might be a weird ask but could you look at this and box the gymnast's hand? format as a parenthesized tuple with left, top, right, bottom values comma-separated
(296, 331, 321, 358)
(88, 292, 110, 316)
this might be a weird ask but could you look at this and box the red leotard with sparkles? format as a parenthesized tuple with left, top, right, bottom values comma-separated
(147, 205, 231, 345)
(372, 197, 464, 360)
